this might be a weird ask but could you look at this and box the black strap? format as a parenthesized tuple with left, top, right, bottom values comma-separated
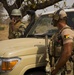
(59, 26, 71, 34)
(58, 26, 71, 46)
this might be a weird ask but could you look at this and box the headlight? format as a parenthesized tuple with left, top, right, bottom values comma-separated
(0, 57, 21, 72)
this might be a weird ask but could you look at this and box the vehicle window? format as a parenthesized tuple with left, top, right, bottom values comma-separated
(67, 12, 74, 29)
(28, 15, 57, 37)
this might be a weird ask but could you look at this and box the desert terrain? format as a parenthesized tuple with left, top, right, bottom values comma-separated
(0, 24, 9, 41)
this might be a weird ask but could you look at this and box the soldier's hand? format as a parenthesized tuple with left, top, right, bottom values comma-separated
(10, 18, 16, 25)
(51, 69, 57, 75)
(51, 67, 58, 75)
(10, 21, 14, 26)
(51, 67, 55, 72)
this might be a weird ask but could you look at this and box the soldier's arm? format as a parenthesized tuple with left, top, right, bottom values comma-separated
(51, 29, 74, 75)
(8, 20, 15, 39)
(51, 42, 73, 75)
(15, 25, 26, 38)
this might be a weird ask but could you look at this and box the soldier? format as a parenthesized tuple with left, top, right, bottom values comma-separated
(8, 9, 29, 39)
(50, 9, 74, 75)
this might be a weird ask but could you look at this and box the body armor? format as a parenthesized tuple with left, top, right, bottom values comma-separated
(9, 21, 25, 39)
(49, 27, 74, 75)
(53, 31, 63, 58)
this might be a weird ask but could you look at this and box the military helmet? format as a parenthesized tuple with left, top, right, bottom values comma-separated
(11, 9, 22, 17)
(53, 9, 67, 21)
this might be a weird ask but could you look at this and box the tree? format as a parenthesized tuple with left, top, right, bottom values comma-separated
(0, 0, 62, 18)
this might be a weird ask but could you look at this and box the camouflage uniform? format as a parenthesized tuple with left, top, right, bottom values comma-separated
(9, 21, 26, 39)
(50, 25, 74, 75)
(8, 9, 27, 39)
(50, 9, 74, 75)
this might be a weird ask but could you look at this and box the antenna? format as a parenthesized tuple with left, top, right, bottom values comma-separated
(62, 0, 67, 9)
(54, 2, 61, 11)
(54, 0, 67, 11)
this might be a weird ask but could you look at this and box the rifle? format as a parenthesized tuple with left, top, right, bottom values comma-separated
(45, 35, 51, 75)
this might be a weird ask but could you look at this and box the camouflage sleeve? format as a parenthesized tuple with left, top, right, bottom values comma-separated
(15, 25, 26, 38)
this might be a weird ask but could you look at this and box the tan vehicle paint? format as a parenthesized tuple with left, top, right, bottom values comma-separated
(0, 8, 74, 75)
(0, 38, 48, 75)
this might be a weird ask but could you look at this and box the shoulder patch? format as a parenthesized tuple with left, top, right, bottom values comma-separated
(64, 34, 70, 39)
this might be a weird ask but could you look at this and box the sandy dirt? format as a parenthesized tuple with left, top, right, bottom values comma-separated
(0, 24, 9, 41)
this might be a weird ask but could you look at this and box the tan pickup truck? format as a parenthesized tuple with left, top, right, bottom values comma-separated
(0, 38, 47, 75)
(0, 8, 74, 75)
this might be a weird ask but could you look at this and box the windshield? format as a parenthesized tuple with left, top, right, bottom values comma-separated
(67, 12, 74, 29)
(26, 11, 74, 38)
(27, 15, 57, 37)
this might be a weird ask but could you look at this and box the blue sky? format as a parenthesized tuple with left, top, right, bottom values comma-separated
(36, 0, 74, 16)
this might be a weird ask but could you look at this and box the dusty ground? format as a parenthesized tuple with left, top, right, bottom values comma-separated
(0, 24, 9, 41)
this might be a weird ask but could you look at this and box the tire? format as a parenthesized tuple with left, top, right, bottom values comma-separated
(26, 71, 46, 75)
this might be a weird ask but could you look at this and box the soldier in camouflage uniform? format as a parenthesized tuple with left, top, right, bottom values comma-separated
(50, 9, 74, 75)
(8, 9, 29, 39)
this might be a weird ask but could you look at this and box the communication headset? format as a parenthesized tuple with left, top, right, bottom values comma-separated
(53, 9, 62, 21)
(52, 9, 66, 26)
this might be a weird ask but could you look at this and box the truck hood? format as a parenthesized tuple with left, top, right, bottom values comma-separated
(0, 38, 47, 57)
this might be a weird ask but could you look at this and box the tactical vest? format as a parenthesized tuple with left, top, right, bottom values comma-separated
(52, 30, 63, 58)
(50, 27, 74, 62)
(50, 27, 71, 57)
(9, 21, 25, 39)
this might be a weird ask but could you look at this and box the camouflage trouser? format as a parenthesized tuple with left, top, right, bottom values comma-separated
(56, 60, 74, 75)
(65, 61, 73, 75)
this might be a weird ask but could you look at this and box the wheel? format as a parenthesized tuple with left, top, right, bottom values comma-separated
(26, 71, 46, 75)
